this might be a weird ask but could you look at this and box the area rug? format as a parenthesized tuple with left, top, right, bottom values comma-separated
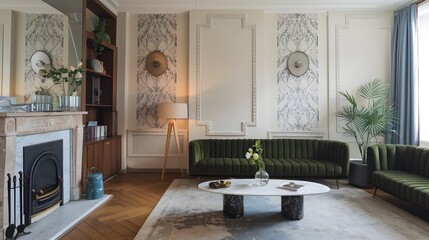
(134, 179, 429, 240)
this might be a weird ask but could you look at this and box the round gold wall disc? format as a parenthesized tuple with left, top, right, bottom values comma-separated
(146, 50, 167, 76)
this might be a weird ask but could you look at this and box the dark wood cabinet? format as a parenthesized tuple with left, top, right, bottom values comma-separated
(82, 136, 122, 193)
(81, 0, 121, 193)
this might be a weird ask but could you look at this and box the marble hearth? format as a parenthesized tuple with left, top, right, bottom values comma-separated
(0, 112, 85, 239)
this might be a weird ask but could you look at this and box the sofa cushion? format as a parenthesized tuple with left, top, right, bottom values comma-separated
(372, 170, 429, 209)
(266, 158, 343, 177)
(194, 157, 343, 178)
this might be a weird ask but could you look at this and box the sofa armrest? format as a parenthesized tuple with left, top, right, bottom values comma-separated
(189, 140, 204, 176)
(320, 140, 350, 177)
(367, 145, 381, 174)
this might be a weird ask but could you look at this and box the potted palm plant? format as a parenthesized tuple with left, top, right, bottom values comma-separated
(337, 78, 396, 188)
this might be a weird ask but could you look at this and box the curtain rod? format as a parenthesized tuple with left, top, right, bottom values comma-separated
(417, 0, 428, 6)
(395, 0, 426, 11)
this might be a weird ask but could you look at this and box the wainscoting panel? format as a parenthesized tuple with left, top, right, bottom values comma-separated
(267, 131, 327, 140)
(127, 129, 188, 170)
(136, 14, 177, 129)
(328, 12, 392, 158)
(194, 13, 257, 136)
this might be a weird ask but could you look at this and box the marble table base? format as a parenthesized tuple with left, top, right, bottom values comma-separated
(281, 196, 304, 220)
(223, 194, 243, 219)
(223, 194, 304, 220)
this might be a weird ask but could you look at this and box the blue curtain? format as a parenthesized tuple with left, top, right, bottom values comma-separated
(388, 4, 419, 145)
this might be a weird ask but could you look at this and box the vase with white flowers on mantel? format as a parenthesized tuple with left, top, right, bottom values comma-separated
(38, 60, 84, 111)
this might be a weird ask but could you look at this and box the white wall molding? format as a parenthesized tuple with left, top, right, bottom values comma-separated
(267, 131, 327, 139)
(196, 13, 257, 136)
(333, 13, 391, 133)
(127, 129, 188, 158)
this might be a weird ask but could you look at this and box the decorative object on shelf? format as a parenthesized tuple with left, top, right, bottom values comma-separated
(91, 76, 102, 104)
(245, 140, 269, 185)
(146, 50, 167, 76)
(87, 59, 105, 73)
(93, 17, 110, 57)
(30, 50, 51, 73)
(287, 51, 309, 77)
(157, 102, 188, 180)
(38, 60, 84, 111)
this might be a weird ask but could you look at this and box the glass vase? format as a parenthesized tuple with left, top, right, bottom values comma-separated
(255, 167, 269, 186)
(58, 96, 81, 111)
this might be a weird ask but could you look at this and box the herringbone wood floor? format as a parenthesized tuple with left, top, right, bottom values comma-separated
(59, 172, 187, 240)
(58, 173, 429, 240)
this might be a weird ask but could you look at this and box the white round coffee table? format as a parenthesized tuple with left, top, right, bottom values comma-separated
(198, 179, 330, 220)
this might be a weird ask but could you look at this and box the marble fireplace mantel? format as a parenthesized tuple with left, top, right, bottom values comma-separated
(0, 111, 86, 238)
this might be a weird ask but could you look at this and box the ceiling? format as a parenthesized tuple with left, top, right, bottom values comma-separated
(115, 0, 416, 12)
(0, 0, 417, 13)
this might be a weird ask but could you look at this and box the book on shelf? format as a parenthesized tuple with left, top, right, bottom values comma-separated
(86, 124, 107, 140)
(87, 121, 98, 127)
(277, 182, 304, 191)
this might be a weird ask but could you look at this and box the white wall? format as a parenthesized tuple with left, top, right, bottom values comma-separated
(0, 10, 13, 96)
(328, 12, 392, 159)
(0, 3, 393, 170)
(119, 9, 391, 170)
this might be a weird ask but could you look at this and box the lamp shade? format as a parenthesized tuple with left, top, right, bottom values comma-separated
(157, 103, 188, 119)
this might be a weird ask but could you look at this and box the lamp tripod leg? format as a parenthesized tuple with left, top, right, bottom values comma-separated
(161, 122, 173, 181)
(172, 121, 184, 177)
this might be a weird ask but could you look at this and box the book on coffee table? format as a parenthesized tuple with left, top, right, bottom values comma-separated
(278, 182, 304, 191)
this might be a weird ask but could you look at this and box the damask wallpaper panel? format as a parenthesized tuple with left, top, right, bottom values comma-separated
(277, 13, 319, 131)
(25, 14, 64, 101)
(137, 14, 177, 129)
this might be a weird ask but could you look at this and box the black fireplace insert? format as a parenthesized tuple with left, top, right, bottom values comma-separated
(23, 140, 63, 225)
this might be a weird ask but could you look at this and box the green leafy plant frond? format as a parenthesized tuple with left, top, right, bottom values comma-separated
(359, 78, 390, 100)
(337, 78, 396, 163)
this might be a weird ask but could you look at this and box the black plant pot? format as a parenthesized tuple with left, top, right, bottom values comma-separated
(349, 160, 372, 188)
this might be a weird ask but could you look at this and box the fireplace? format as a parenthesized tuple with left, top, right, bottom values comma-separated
(0, 112, 85, 239)
(23, 140, 63, 225)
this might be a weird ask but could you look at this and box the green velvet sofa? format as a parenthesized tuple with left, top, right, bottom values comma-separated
(189, 139, 350, 185)
(367, 144, 429, 210)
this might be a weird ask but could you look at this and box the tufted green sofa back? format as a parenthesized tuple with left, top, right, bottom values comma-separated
(189, 139, 349, 177)
(367, 144, 429, 178)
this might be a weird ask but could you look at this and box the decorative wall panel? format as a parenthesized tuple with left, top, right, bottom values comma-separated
(277, 14, 319, 131)
(25, 14, 64, 101)
(136, 14, 177, 129)
(196, 14, 256, 136)
(327, 12, 392, 159)
(127, 129, 188, 170)
(334, 14, 391, 132)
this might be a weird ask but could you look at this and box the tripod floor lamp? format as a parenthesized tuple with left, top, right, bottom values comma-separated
(157, 103, 188, 180)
